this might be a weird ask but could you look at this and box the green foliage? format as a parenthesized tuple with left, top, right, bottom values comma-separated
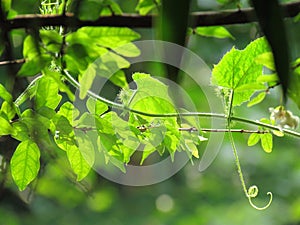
(1, 1, 300, 217)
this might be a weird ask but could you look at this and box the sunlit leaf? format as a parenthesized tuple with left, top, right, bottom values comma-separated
(79, 64, 96, 99)
(0, 83, 12, 103)
(247, 92, 266, 107)
(135, 0, 160, 15)
(35, 76, 62, 110)
(247, 133, 260, 146)
(0, 114, 13, 135)
(195, 26, 235, 39)
(255, 52, 275, 71)
(65, 141, 91, 181)
(10, 140, 40, 191)
(212, 37, 270, 106)
(260, 133, 273, 153)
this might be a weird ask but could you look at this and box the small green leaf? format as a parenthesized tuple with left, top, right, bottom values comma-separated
(257, 74, 279, 83)
(0, 115, 13, 135)
(10, 140, 40, 191)
(109, 70, 128, 88)
(11, 121, 30, 141)
(40, 30, 63, 53)
(247, 133, 260, 146)
(75, 130, 95, 168)
(195, 26, 235, 39)
(1, 101, 16, 120)
(35, 76, 62, 110)
(135, 0, 160, 15)
(0, 83, 12, 102)
(247, 92, 266, 107)
(58, 102, 80, 124)
(140, 143, 156, 165)
(260, 133, 273, 153)
(79, 64, 96, 99)
(255, 52, 275, 70)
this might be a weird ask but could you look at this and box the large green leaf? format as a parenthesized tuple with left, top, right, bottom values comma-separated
(212, 37, 270, 106)
(10, 140, 40, 191)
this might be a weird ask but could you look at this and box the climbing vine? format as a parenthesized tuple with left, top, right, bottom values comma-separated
(0, 0, 300, 211)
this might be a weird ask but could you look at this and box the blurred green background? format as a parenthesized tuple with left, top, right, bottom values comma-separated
(1, 0, 300, 225)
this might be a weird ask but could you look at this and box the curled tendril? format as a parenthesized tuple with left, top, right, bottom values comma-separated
(246, 185, 273, 210)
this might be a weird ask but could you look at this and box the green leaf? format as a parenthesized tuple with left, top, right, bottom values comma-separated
(79, 64, 96, 99)
(17, 55, 52, 77)
(22, 35, 40, 60)
(10, 140, 40, 191)
(78, 27, 140, 49)
(260, 133, 273, 153)
(65, 141, 91, 181)
(86, 97, 108, 115)
(255, 52, 275, 71)
(77, 0, 102, 21)
(247, 92, 266, 107)
(75, 130, 95, 168)
(1, 101, 16, 120)
(100, 0, 123, 16)
(11, 121, 30, 141)
(212, 37, 270, 106)
(109, 70, 128, 88)
(257, 74, 279, 83)
(43, 69, 75, 101)
(57, 102, 80, 124)
(112, 42, 140, 57)
(135, 0, 160, 15)
(40, 30, 63, 53)
(0, 114, 13, 135)
(35, 76, 62, 110)
(140, 143, 156, 165)
(0, 83, 12, 102)
(195, 26, 235, 39)
(247, 133, 260, 146)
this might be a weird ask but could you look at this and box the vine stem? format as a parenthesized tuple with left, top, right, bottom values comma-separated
(227, 90, 272, 210)
(62, 69, 300, 138)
